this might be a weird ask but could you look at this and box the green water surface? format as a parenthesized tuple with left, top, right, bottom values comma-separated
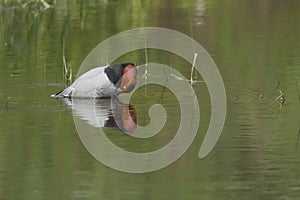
(0, 0, 300, 199)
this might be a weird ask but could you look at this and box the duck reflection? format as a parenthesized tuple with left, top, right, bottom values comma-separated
(61, 97, 137, 132)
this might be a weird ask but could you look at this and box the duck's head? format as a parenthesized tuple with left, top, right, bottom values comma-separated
(118, 63, 137, 94)
(105, 63, 137, 96)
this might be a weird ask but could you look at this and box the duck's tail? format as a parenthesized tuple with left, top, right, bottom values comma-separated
(50, 86, 73, 98)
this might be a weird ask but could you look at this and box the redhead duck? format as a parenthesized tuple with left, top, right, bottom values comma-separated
(51, 63, 137, 98)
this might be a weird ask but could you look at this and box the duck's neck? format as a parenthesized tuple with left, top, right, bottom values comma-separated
(104, 64, 125, 85)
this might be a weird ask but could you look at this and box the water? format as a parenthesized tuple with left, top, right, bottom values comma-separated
(0, 0, 300, 199)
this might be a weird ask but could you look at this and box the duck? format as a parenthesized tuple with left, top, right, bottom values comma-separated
(51, 63, 137, 98)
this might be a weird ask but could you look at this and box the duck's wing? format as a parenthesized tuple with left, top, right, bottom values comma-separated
(72, 70, 116, 98)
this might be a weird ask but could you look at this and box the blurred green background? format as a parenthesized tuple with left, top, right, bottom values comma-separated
(0, 0, 300, 199)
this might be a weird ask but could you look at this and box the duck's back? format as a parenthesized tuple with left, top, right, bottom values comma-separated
(52, 66, 116, 98)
